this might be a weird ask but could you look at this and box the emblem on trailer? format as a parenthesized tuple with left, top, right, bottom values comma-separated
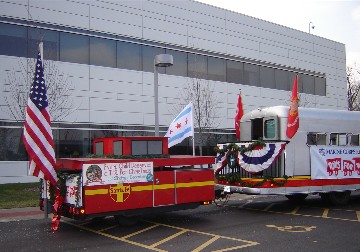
(84, 165, 103, 185)
(109, 184, 131, 202)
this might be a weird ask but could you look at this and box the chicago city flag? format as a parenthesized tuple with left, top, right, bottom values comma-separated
(23, 42, 58, 186)
(165, 103, 194, 148)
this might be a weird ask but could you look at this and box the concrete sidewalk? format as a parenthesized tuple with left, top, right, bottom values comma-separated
(0, 207, 46, 222)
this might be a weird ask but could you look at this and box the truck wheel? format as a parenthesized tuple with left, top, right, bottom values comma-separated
(326, 191, 351, 205)
(285, 194, 308, 202)
(114, 215, 139, 226)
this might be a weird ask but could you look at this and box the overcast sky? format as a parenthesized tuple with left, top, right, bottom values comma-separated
(197, 0, 360, 66)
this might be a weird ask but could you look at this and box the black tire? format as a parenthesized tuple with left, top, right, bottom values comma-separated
(326, 191, 351, 205)
(114, 215, 139, 226)
(285, 194, 308, 202)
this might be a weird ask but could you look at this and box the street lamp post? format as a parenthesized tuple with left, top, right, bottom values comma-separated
(154, 54, 173, 136)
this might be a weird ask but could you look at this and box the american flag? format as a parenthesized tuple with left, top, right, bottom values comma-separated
(23, 42, 58, 186)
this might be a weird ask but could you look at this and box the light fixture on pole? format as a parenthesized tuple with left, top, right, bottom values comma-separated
(308, 22, 315, 33)
(154, 54, 173, 136)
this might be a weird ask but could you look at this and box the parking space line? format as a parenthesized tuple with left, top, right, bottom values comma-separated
(236, 203, 360, 223)
(149, 230, 187, 248)
(122, 223, 160, 239)
(290, 206, 300, 214)
(192, 235, 220, 252)
(63, 220, 166, 252)
(356, 211, 360, 221)
(322, 208, 329, 218)
(263, 203, 274, 211)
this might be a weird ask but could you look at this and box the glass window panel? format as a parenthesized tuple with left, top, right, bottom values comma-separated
(148, 141, 162, 155)
(302, 74, 315, 94)
(55, 128, 90, 158)
(113, 140, 122, 155)
(60, 33, 89, 64)
(90, 37, 116, 67)
(117, 41, 142, 71)
(289, 72, 298, 91)
(0, 127, 27, 161)
(142, 45, 165, 73)
(188, 54, 207, 79)
(95, 142, 104, 155)
(132, 140, 147, 155)
(260, 66, 275, 89)
(307, 133, 326, 145)
(275, 69, 289, 91)
(0, 23, 27, 57)
(28, 28, 59, 60)
(350, 134, 359, 146)
(264, 119, 275, 139)
(165, 49, 187, 77)
(243, 63, 260, 86)
(207, 56, 225, 82)
(226, 60, 243, 84)
(315, 76, 326, 96)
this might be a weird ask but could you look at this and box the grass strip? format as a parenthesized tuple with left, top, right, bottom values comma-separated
(0, 182, 40, 209)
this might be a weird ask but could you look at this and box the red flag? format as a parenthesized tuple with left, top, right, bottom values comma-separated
(23, 43, 58, 186)
(235, 93, 244, 140)
(286, 75, 299, 139)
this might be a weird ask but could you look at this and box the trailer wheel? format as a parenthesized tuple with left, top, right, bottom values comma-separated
(323, 191, 351, 205)
(285, 194, 308, 202)
(114, 215, 139, 226)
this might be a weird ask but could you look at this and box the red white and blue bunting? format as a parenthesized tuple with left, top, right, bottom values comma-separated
(237, 142, 287, 173)
(215, 142, 287, 174)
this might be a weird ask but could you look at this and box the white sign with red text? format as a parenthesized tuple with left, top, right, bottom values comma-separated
(310, 146, 360, 179)
(82, 162, 154, 186)
(65, 174, 82, 206)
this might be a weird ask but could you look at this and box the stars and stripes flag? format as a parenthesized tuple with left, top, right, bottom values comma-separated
(286, 75, 300, 139)
(165, 103, 194, 148)
(235, 92, 244, 140)
(23, 42, 58, 186)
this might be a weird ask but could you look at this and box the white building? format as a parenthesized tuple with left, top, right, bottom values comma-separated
(0, 0, 346, 183)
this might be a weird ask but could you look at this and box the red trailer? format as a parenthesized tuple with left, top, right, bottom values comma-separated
(40, 136, 215, 223)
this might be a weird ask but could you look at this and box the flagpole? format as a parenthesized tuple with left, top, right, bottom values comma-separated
(38, 41, 49, 219)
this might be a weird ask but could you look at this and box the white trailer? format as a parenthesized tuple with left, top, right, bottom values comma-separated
(215, 106, 360, 205)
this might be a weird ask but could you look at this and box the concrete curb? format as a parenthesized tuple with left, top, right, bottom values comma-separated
(0, 207, 46, 222)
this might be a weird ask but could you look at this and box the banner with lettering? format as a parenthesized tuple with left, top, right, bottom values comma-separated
(310, 146, 360, 179)
(82, 162, 154, 186)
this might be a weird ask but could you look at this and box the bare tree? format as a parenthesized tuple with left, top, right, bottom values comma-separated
(180, 77, 219, 155)
(3, 58, 75, 122)
(347, 63, 360, 111)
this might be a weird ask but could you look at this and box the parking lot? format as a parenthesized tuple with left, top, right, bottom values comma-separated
(1, 193, 360, 252)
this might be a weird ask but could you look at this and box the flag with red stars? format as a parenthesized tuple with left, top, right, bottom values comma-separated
(165, 103, 194, 148)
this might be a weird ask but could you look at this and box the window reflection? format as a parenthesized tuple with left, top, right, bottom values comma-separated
(0, 23, 27, 57)
(60, 33, 89, 64)
(142, 45, 165, 73)
(28, 28, 59, 60)
(0, 23, 327, 96)
(166, 49, 187, 76)
(208, 57, 225, 82)
(226, 60, 243, 84)
(117, 41, 142, 71)
(188, 54, 207, 78)
(90, 37, 116, 67)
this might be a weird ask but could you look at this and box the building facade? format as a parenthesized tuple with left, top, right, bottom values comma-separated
(0, 0, 346, 182)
